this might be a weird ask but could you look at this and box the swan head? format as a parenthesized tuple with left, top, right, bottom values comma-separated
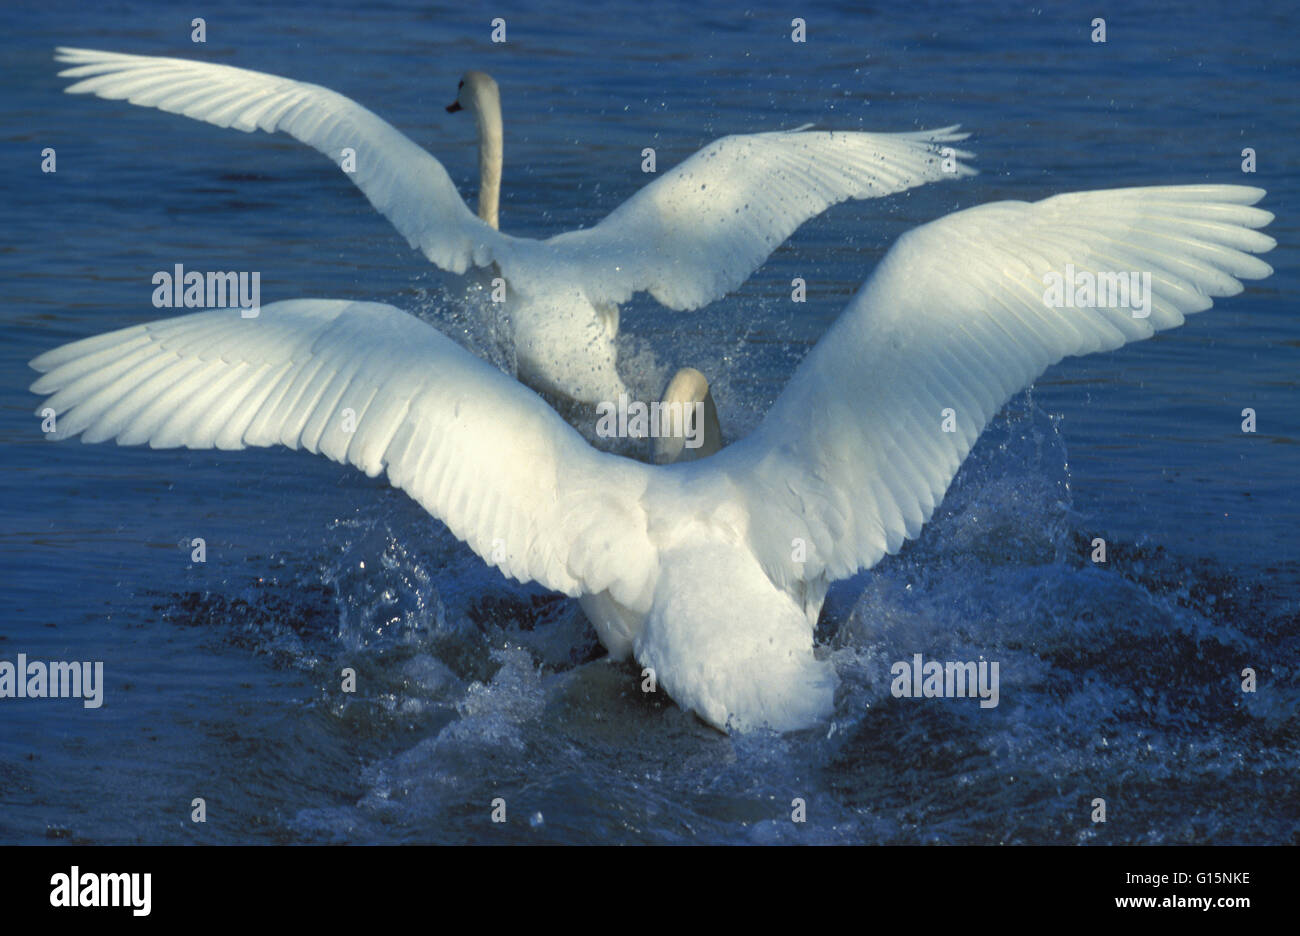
(446, 71, 500, 116)
(652, 367, 723, 465)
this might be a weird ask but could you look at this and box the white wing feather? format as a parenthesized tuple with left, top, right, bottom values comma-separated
(29, 299, 656, 609)
(719, 184, 1276, 593)
(55, 47, 974, 315)
(55, 47, 507, 273)
(547, 126, 975, 310)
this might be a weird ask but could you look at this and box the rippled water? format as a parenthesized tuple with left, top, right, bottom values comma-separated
(1, 0, 1297, 844)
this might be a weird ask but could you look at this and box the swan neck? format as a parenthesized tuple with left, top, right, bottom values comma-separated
(474, 91, 503, 230)
(652, 370, 724, 464)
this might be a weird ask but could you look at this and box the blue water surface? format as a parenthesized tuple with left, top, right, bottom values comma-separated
(0, 0, 1296, 844)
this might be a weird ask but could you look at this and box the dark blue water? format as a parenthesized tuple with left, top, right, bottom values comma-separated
(1, 0, 1296, 843)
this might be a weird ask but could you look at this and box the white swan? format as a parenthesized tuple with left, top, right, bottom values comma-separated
(30, 185, 1275, 732)
(53, 47, 975, 405)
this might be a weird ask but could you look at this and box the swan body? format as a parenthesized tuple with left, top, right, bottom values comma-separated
(54, 47, 976, 404)
(30, 185, 1275, 731)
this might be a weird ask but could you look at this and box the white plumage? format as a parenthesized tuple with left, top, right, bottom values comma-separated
(55, 47, 975, 403)
(31, 185, 1275, 732)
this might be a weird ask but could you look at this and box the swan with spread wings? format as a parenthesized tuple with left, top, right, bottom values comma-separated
(31, 185, 1274, 732)
(55, 48, 975, 405)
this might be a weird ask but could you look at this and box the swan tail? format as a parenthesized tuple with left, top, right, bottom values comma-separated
(635, 543, 835, 733)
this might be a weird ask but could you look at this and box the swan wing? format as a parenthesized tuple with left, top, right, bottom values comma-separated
(29, 299, 655, 608)
(716, 184, 1275, 590)
(55, 48, 505, 274)
(545, 125, 975, 310)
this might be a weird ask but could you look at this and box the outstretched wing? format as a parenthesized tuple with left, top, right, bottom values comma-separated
(29, 300, 655, 608)
(55, 48, 507, 273)
(56, 47, 976, 320)
(716, 184, 1275, 592)
(545, 126, 975, 310)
